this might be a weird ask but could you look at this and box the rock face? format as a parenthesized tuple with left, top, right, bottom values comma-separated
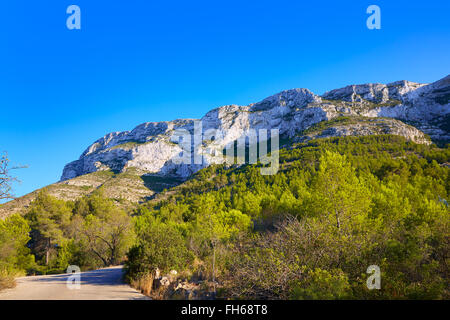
(297, 118, 431, 145)
(61, 75, 450, 181)
(322, 76, 450, 141)
(322, 80, 425, 103)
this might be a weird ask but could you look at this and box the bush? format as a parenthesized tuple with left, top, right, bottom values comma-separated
(125, 221, 193, 282)
(290, 268, 350, 300)
(0, 214, 35, 290)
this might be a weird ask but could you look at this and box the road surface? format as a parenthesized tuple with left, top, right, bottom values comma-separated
(0, 266, 149, 300)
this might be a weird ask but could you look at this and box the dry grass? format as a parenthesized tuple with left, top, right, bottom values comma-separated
(0, 270, 18, 291)
(130, 273, 154, 296)
(130, 272, 183, 299)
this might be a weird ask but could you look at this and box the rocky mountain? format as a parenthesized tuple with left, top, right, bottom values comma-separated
(1, 75, 448, 218)
(296, 117, 431, 144)
(61, 75, 449, 181)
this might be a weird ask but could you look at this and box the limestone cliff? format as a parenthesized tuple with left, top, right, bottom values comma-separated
(61, 75, 449, 181)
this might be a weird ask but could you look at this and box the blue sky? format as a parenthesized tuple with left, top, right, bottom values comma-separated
(1, 0, 449, 200)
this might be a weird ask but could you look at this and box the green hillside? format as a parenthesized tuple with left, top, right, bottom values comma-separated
(1, 135, 449, 299)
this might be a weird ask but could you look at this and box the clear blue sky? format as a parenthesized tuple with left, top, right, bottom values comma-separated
(1, 0, 449, 200)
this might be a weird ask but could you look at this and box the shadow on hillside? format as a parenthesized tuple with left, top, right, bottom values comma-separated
(141, 174, 184, 194)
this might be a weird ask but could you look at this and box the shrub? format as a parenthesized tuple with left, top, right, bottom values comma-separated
(290, 268, 350, 300)
(125, 222, 192, 282)
(0, 214, 35, 290)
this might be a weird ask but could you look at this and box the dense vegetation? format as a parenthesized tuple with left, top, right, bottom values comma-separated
(1, 135, 449, 299)
(0, 188, 134, 289)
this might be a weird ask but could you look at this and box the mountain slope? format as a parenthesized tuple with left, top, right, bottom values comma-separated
(61, 75, 449, 181)
(0, 169, 182, 219)
(1, 75, 448, 218)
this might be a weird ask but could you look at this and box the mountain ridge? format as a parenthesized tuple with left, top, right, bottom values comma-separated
(61, 75, 449, 181)
(1, 75, 448, 219)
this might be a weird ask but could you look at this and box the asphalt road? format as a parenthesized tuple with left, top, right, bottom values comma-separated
(0, 266, 149, 300)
